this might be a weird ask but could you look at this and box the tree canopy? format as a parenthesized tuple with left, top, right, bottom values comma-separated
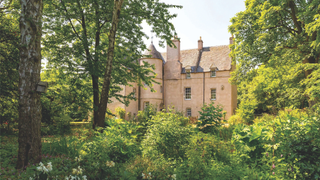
(229, 0, 320, 121)
(42, 0, 181, 127)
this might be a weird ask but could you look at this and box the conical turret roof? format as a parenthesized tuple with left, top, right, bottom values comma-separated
(143, 43, 164, 61)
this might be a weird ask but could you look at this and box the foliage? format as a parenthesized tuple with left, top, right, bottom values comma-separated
(41, 113, 72, 136)
(115, 107, 126, 119)
(141, 110, 193, 161)
(0, 0, 20, 134)
(197, 102, 226, 133)
(229, 0, 320, 121)
(42, 0, 182, 127)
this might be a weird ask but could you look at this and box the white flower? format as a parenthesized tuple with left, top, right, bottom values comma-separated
(39, 162, 44, 166)
(36, 166, 43, 172)
(82, 175, 87, 180)
(29, 177, 33, 180)
(43, 166, 49, 173)
(106, 161, 115, 167)
(65, 177, 69, 180)
(172, 174, 176, 180)
(47, 162, 53, 171)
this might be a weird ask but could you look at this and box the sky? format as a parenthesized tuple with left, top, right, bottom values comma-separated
(142, 0, 246, 52)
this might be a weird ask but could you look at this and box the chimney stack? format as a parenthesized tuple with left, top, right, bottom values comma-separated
(167, 36, 180, 62)
(198, 36, 203, 50)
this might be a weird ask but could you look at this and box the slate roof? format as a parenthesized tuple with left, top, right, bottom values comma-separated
(143, 43, 164, 62)
(161, 45, 232, 73)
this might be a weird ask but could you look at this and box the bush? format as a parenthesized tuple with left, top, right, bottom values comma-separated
(197, 102, 226, 134)
(141, 110, 193, 161)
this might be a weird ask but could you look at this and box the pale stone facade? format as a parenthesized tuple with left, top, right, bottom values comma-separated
(108, 37, 237, 119)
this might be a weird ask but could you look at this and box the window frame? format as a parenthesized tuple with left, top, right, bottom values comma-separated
(211, 88, 216, 100)
(186, 71, 191, 79)
(185, 87, 191, 100)
(133, 88, 136, 98)
(144, 101, 149, 109)
(186, 108, 192, 117)
(210, 70, 216, 77)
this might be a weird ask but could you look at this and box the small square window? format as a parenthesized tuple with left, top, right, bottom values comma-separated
(185, 87, 191, 100)
(211, 70, 216, 77)
(211, 89, 216, 100)
(186, 72, 191, 79)
(186, 108, 191, 117)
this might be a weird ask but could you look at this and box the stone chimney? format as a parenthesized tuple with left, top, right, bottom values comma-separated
(229, 36, 234, 45)
(167, 36, 180, 62)
(198, 36, 203, 50)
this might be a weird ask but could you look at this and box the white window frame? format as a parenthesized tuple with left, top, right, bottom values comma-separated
(185, 87, 191, 100)
(211, 70, 216, 77)
(186, 108, 192, 117)
(211, 88, 216, 100)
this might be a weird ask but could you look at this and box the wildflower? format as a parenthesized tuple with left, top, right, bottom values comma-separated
(281, 154, 283, 157)
(106, 161, 115, 167)
(272, 164, 275, 169)
(47, 162, 52, 171)
(266, 152, 268, 157)
(82, 175, 87, 180)
(36, 166, 43, 172)
(272, 172, 275, 175)
(201, 138, 203, 141)
(72, 168, 77, 174)
(172, 174, 177, 180)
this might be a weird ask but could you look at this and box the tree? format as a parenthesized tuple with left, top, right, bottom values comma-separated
(16, 0, 43, 169)
(0, 0, 20, 130)
(42, 0, 181, 128)
(229, 0, 320, 121)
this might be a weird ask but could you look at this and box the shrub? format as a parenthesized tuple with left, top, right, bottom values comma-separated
(141, 110, 193, 161)
(115, 107, 126, 119)
(197, 102, 226, 134)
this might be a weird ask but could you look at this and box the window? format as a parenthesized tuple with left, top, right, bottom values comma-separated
(185, 87, 191, 100)
(144, 101, 149, 109)
(133, 88, 136, 98)
(211, 89, 216, 100)
(186, 108, 192, 117)
(211, 70, 216, 77)
(186, 72, 191, 79)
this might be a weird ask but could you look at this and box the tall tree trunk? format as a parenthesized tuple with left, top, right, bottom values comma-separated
(92, 1, 101, 129)
(97, 0, 124, 127)
(17, 0, 43, 169)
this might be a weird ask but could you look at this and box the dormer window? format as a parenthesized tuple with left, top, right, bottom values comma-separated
(185, 66, 191, 79)
(210, 64, 217, 77)
(210, 70, 216, 77)
(186, 72, 191, 79)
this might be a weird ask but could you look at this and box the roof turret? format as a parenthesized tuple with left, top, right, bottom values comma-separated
(143, 43, 164, 61)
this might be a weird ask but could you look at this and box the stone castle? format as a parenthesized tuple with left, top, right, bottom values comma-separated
(108, 37, 237, 119)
